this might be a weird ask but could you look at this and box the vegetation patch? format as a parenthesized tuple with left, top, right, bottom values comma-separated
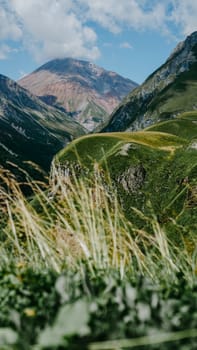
(56, 123, 197, 241)
(0, 116, 196, 349)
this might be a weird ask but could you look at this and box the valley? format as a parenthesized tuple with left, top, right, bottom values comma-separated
(0, 30, 196, 350)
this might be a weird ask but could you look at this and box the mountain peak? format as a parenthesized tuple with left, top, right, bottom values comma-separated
(35, 57, 109, 81)
(19, 58, 138, 131)
(36, 57, 92, 74)
(167, 31, 197, 63)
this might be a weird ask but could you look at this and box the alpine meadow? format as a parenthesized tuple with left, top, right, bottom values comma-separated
(0, 4, 196, 349)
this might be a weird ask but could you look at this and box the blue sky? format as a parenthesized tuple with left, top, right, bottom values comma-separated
(0, 0, 196, 84)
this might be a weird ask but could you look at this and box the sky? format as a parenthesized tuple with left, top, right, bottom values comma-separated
(0, 0, 197, 84)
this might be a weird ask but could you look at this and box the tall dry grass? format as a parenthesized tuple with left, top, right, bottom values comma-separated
(0, 165, 195, 284)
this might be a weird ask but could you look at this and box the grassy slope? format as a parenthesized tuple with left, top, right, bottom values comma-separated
(57, 131, 185, 165)
(146, 60, 197, 121)
(146, 111, 197, 139)
(56, 112, 197, 239)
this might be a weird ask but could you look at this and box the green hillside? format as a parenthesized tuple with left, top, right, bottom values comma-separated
(57, 131, 185, 165)
(56, 113, 197, 241)
(146, 60, 197, 121)
(146, 111, 197, 140)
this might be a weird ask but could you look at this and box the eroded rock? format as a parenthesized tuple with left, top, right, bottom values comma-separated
(117, 164, 146, 193)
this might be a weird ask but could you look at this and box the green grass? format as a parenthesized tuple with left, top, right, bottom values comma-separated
(1, 165, 194, 281)
(0, 115, 196, 349)
(57, 131, 185, 167)
(56, 124, 197, 233)
(179, 111, 197, 120)
(0, 163, 196, 350)
(146, 111, 197, 140)
(0, 267, 196, 350)
(0, 154, 196, 349)
(148, 81, 197, 121)
(141, 58, 197, 123)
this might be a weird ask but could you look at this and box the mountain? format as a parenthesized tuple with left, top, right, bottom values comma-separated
(0, 74, 85, 179)
(56, 111, 197, 239)
(18, 58, 138, 131)
(102, 31, 197, 132)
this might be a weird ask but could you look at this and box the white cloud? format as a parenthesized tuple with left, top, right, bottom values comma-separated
(9, 0, 100, 62)
(79, 0, 167, 33)
(120, 42, 133, 49)
(171, 0, 197, 36)
(79, 0, 196, 37)
(0, 44, 18, 60)
(0, 3, 22, 40)
(0, 1, 197, 63)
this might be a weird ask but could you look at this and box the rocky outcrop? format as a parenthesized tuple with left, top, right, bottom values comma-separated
(117, 164, 146, 193)
(19, 58, 138, 131)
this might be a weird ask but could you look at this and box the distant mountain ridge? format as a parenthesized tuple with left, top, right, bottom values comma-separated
(102, 31, 197, 132)
(0, 74, 85, 178)
(19, 58, 138, 130)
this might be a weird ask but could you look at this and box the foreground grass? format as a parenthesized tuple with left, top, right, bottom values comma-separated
(0, 165, 196, 283)
(0, 267, 197, 350)
(0, 166, 196, 349)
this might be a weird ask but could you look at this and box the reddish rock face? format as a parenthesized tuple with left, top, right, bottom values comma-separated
(19, 58, 138, 130)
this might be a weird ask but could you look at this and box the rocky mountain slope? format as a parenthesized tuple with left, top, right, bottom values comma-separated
(18, 58, 138, 131)
(102, 31, 197, 132)
(0, 74, 85, 178)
